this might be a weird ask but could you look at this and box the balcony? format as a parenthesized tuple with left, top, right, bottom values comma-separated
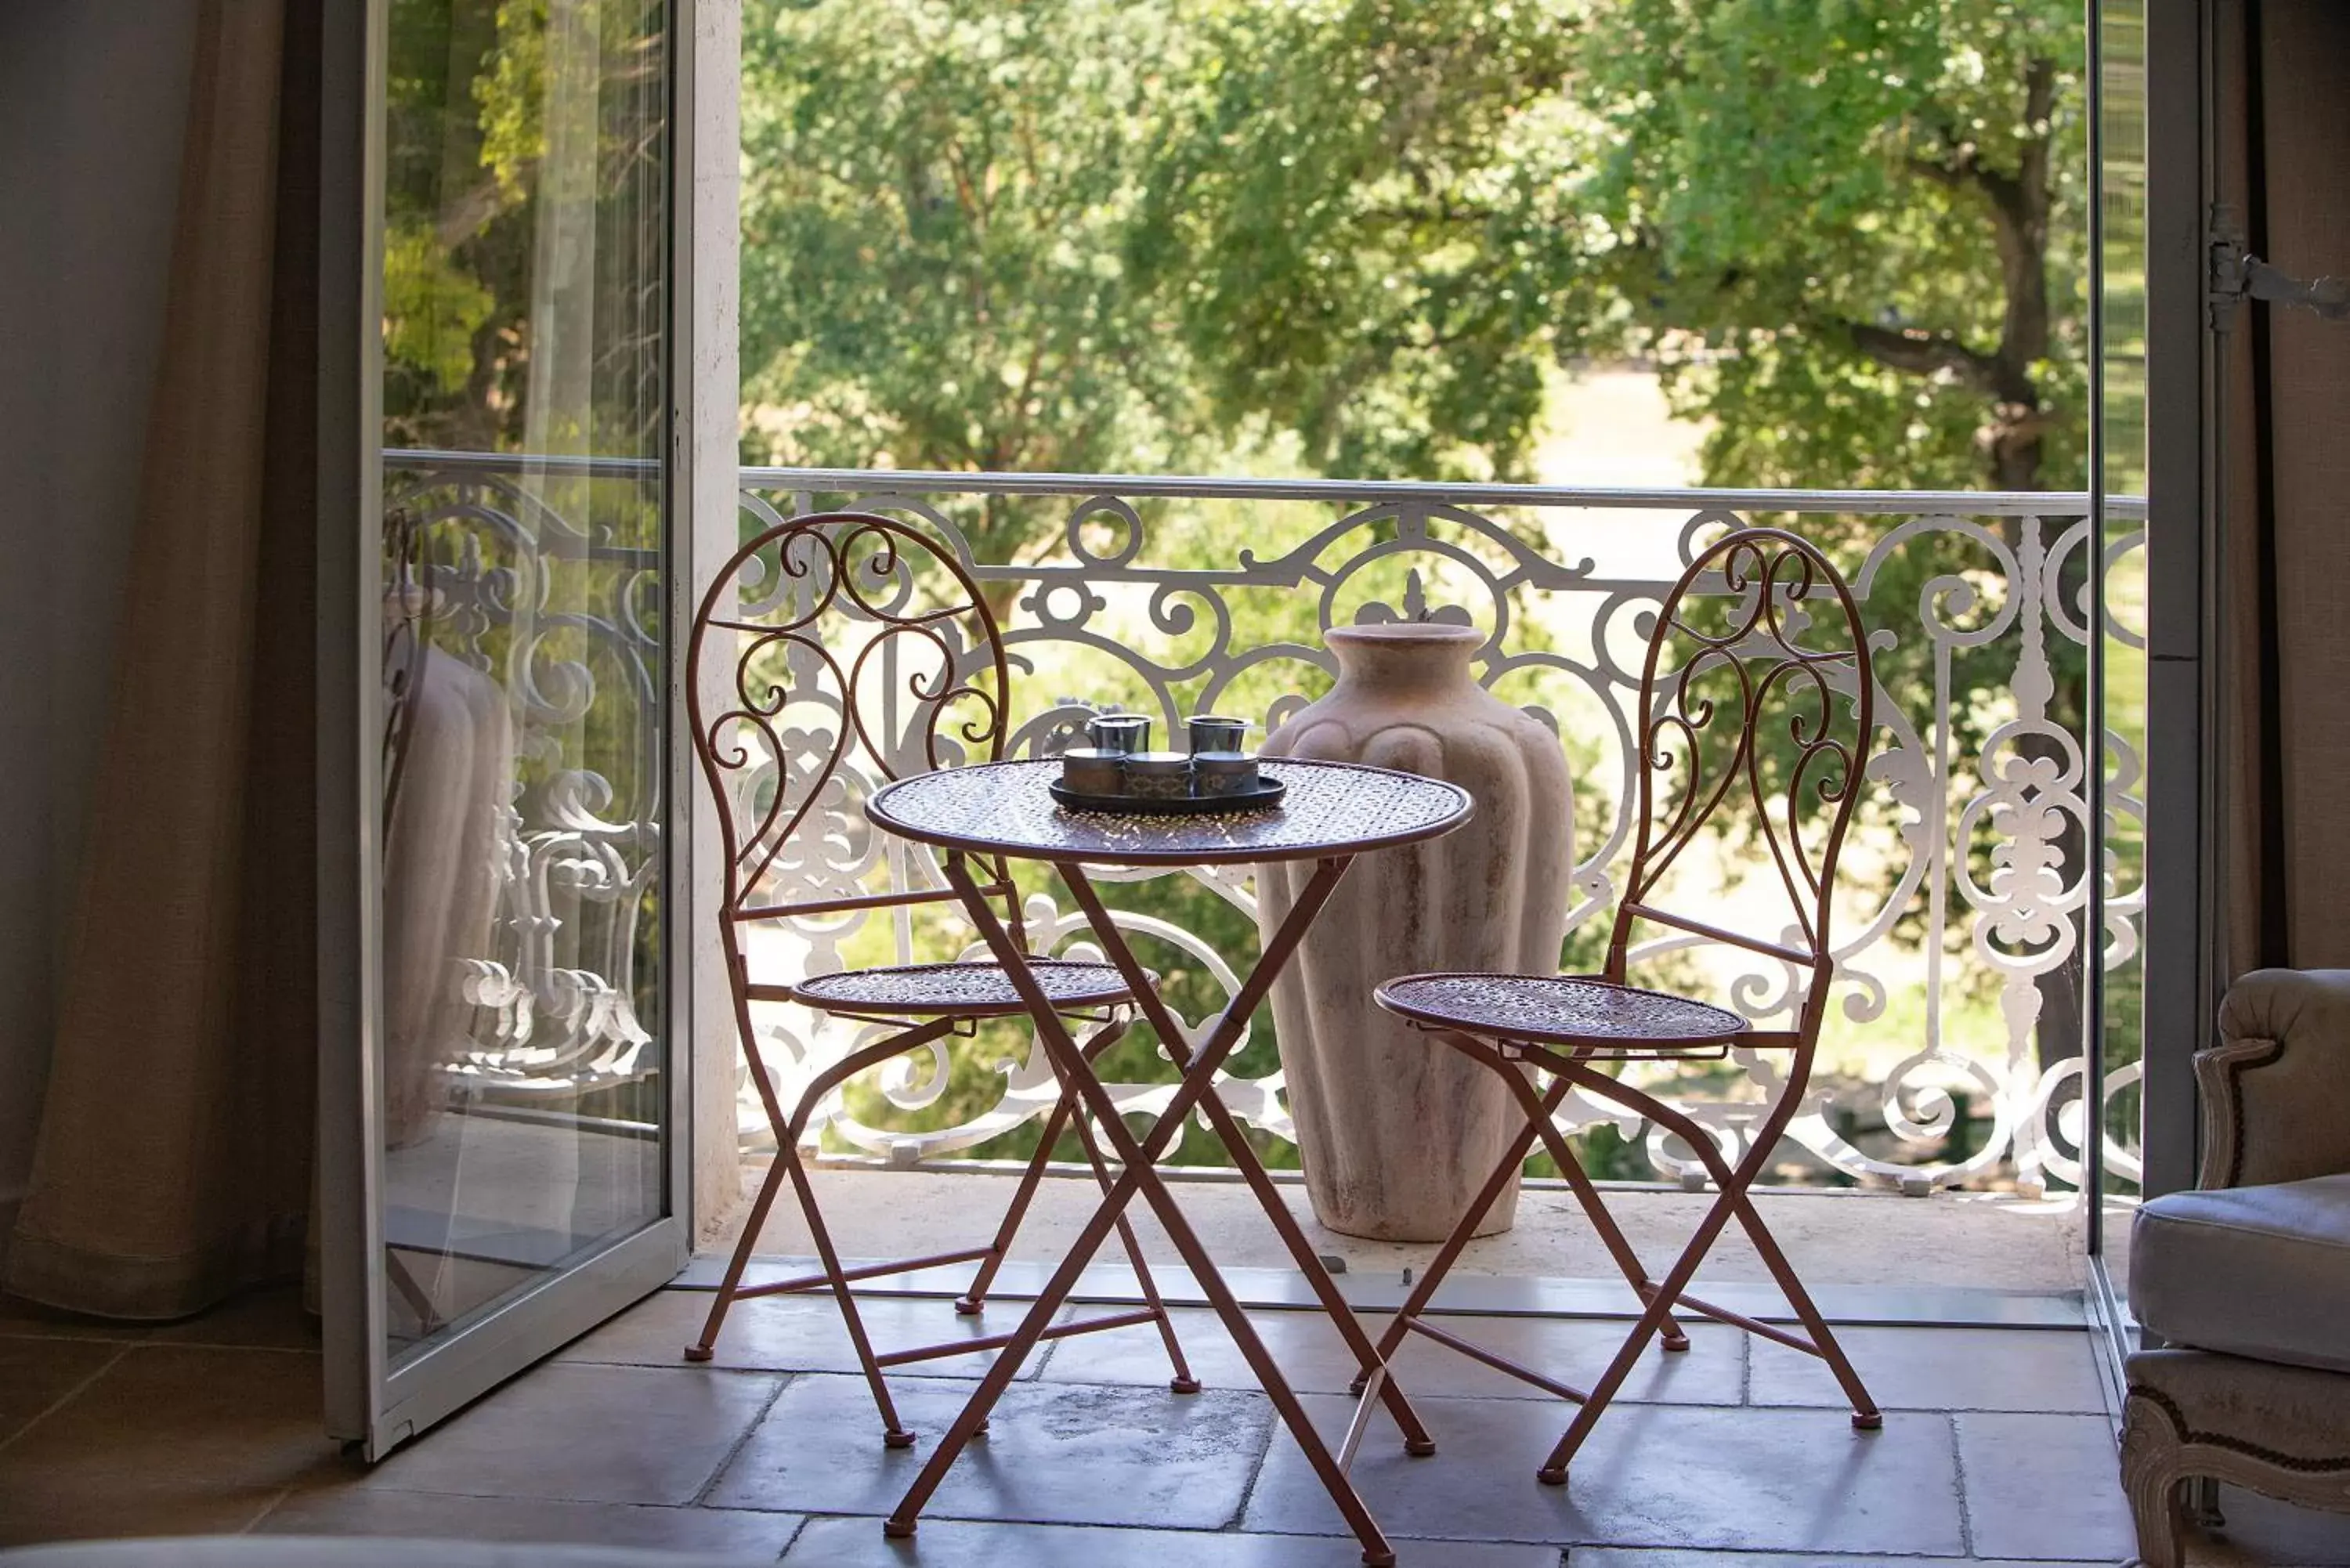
(381, 450, 2145, 1303)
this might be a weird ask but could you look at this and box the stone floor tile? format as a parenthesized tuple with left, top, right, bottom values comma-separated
(0, 1346, 338, 1544)
(559, 1288, 1043, 1379)
(0, 1339, 122, 1448)
(148, 1285, 320, 1351)
(1955, 1411, 2135, 1563)
(1748, 1327, 2106, 1414)
(1244, 1395, 1965, 1555)
(0, 1296, 150, 1345)
(1039, 1306, 1744, 1406)
(358, 1362, 780, 1507)
(257, 1488, 804, 1556)
(1567, 1551, 2081, 1566)
(707, 1374, 1268, 1531)
(784, 1515, 1560, 1566)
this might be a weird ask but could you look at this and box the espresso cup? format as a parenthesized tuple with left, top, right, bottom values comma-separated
(1186, 715, 1249, 755)
(1086, 714, 1152, 755)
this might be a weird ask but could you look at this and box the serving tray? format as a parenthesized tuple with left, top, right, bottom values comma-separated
(1047, 776, 1288, 816)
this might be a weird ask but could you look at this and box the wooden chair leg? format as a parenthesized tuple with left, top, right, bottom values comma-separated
(2120, 1392, 2189, 1568)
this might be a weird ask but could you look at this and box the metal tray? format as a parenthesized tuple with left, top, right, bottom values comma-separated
(1047, 776, 1288, 816)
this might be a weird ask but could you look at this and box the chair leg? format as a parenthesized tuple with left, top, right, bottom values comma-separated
(1535, 1172, 1748, 1483)
(1723, 1185, 1879, 1426)
(685, 1146, 793, 1363)
(1058, 1040, 1200, 1393)
(689, 980, 801, 1365)
(955, 1028, 1097, 1316)
(777, 1133, 916, 1447)
(1531, 1064, 1878, 1480)
(1354, 1049, 1559, 1396)
(951, 1013, 1197, 1391)
(1487, 1046, 1691, 1353)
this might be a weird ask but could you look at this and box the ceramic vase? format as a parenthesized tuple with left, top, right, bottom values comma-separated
(1257, 623, 1573, 1241)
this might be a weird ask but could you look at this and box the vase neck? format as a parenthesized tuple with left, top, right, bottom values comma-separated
(1327, 627, 1482, 697)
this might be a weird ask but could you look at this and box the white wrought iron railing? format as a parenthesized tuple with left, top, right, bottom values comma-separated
(383, 450, 2146, 1194)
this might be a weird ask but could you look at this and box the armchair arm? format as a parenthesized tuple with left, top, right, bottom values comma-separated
(2201, 968, 2350, 1188)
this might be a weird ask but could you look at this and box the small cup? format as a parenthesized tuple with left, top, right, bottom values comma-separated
(1058, 747, 1125, 796)
(1087, 714, 1152, 756)
(1123, 751, 1195, 799)
(1191, 752, 1260, 797)
(1186, 715, 1249, 755)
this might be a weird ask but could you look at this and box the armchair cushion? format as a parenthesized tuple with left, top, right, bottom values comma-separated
(2133, 1172, 2350, 1375)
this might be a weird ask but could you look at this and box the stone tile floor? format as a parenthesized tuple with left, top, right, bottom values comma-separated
(4, 1283, 2350, 1565)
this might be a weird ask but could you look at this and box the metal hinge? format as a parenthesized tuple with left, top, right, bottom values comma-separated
(2211, 201, 2350, 329)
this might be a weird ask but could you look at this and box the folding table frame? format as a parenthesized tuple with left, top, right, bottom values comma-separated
(864, 757, 1475, 1566)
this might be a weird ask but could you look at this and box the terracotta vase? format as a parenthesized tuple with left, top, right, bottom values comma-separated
(1257, 623, 1572, 1241)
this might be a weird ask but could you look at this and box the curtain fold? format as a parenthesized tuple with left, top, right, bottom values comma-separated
(2219, 0, 2350, 980)
(5, 0, 317, 1321)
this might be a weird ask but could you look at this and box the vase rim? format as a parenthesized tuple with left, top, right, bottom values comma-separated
(1325, 622, 1484, 649)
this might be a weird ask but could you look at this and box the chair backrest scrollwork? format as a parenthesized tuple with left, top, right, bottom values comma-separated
(687, 512, 1022, 956)
(1609, 526, 1878, 1037)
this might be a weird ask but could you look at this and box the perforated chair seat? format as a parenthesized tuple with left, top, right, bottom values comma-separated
(1375, 971, 1746, 1051)
(790, 957, 1136, 1019)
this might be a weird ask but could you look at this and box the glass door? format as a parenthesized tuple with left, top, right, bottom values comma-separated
(325, 0, 688, 1457)
(2084, 0, 2146, 1370)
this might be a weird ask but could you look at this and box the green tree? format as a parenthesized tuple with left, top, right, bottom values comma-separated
(739, 0, 1226, 567)
(1141, 0, 2085, 495)
(1141, 0, 2095, 1083)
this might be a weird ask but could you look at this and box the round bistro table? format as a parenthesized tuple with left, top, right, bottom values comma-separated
(865, 757, 1473, 1566)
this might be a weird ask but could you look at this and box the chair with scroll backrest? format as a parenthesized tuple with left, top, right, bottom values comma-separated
(685, 511, 1195, 1445)
(1364, 525, 1884, 1481)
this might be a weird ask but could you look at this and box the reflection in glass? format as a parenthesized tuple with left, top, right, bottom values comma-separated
(378, 0, 668, 1364)
(2098, 0, 2149, 1224)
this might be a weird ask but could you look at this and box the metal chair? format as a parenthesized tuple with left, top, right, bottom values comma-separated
(1363, 525, 1883, 1482)
(685, 511, 1195, 1444)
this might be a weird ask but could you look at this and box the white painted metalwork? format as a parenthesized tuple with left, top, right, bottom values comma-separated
(383, 450, 2146, 1194)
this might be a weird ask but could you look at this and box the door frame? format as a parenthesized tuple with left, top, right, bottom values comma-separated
(2084, 0, 2218, 1404)
(318, 0, 704, 1454)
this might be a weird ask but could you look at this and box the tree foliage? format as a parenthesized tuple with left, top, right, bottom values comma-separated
(739, 0, 2087, 497)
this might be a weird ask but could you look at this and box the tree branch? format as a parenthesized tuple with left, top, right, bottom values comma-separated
(1836, 319, 2001, 390)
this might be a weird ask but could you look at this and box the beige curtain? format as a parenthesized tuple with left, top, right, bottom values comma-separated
(5, 0, 318, 1320)
(2219, 0, 2350, 979)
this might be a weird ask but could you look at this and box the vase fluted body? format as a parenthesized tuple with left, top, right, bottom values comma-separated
(1257, 623, 1574, 1241)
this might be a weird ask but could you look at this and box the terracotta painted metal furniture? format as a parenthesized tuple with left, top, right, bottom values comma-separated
(683, 512, 1195, 1446)
(863, 757, 1473, 1566)
(1364, 526, 1885, 1483)
(2121, 966, 2350, 1567)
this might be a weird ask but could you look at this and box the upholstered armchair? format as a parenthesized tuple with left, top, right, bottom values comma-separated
(2121, 968, 2350, 1567)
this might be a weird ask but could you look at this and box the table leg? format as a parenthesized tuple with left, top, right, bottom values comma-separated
(884, 854, 1399, 1566)
(1059, 865, 1437, 1455)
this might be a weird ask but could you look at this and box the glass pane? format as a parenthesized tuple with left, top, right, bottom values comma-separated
(376, 0, 669, 1367)
(2095, 0, 2150, 1270)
